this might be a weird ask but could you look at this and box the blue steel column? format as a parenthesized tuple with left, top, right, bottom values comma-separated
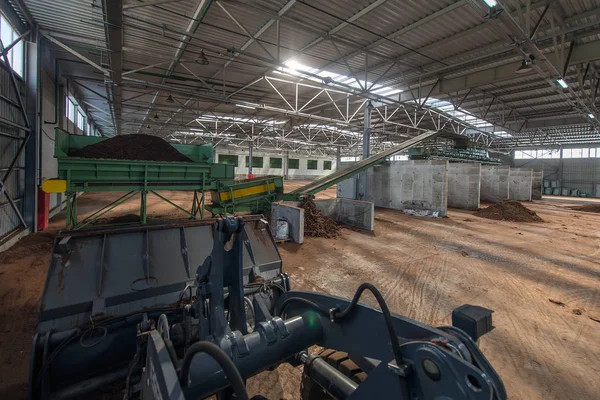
(358, 101, 372, 199)
(24, 31, 39, 230)
(248, 141, 253, 176)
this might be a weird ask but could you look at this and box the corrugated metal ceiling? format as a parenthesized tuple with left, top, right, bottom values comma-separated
(12, 0, 600, 150)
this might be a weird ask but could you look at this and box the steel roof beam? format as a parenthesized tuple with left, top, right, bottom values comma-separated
(361, 0, 551, 80)
(206, 0, 297, 90)
(380, 9, 600, 91)
(103, 0, 123, 135)
(311, 0, 467, 72)
(123, 0, 188, 9)
(396, 40, 600, 103)
(492, 0, 599, 130)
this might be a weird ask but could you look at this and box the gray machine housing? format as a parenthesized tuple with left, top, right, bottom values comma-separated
(29, 216, 506, 400)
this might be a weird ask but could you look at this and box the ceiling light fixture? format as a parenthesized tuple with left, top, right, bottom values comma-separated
(556, 78, 568, 89)
(515, 59, 533, 74)
(235, 103, 256, 109)
(166, 94, 174, 103)
(589, 113, 596, 119)
(483, 0, 497, 6)
(195, 50, 209, 65)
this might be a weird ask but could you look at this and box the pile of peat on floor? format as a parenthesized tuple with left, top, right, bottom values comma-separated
(475, 200, 543, 222)
(570, 204, 600, 213)
(299, 198, 340, 238)
(70, 134, 192, 162)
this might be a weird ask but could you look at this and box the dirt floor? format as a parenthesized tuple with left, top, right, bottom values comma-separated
(1, 182, 599, 399)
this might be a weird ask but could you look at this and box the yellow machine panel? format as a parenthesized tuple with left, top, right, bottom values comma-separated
(219, 182, 276, 201)
(41, 179, 67, 193)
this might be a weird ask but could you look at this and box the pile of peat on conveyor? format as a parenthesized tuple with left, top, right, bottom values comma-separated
(474, 200, 543, 222)
(70, 134, 192, 162)
(299, 198, 340, 238)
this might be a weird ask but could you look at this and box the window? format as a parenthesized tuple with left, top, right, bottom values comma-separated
(562, 148, 598, 159)
(269, 157, 282, 168)
(66, 97, 76, 122)
(77, 111, 85, 131)
(0, 15, 24, 77)
(245, 156, 263, 168)
(288, 158, 299, 169)
(323, 160, 332, 170)
(514, 149, 560, 159)
(307, 160, 318, 170)
(218, 154, 238, 166)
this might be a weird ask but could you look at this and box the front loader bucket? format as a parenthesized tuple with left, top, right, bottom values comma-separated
(29, 216, 281, 399)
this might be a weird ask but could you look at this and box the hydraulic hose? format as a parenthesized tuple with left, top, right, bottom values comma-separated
(179, 341, 249, 400)
(278, 283, 408, 397)
(279, 297, 330, 317)
(280, 283, 403, 369)
(333, 283, 403, 368)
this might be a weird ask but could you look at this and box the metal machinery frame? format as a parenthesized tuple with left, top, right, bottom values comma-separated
(44, 129, 438, 227)
(29, 215, 506, 400)
(43, 129, 235, 229)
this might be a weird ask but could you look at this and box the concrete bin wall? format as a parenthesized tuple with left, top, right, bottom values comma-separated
(271, 198, 374, 244)
(447, 163, 481, 210)
(480, 165, 510, 203)
(365, 160, 448, 216)
(532, 169, 543, 200)
(509, 168, 533, 201)
(315, 198, 375, 231)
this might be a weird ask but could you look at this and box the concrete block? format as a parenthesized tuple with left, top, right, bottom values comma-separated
(364, 160, 448, 216)
(337, 176, 357, 199)
(271, 202, 304, 244)
(509, 168, 533, 201)
(532, 169, 543, 200)
(274, 199, 374, 243)
(447, 163, 481, 210)
(481, 165, 510, 203)
(314, 198, 374, 231)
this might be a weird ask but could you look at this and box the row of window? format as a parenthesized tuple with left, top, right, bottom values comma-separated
(65, 96, 98, 136)
(514, 148, 600, 159)
(0, 14, 24, 77)
(218, 155, 332, 170)
(340, 155, 408, 162)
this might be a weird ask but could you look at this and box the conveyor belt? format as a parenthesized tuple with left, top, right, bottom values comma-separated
(290, 130, 438, 195)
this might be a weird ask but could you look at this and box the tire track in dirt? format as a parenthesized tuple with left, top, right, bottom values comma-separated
(431, 218, 600, 399)
(456, 230, 597, 399)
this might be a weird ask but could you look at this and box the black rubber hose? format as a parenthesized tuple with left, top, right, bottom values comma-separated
(279, 284, 403, 370)
(278, 297, 330, 317)
(179, 341, 249, 400)
(333, 283, 403, 370)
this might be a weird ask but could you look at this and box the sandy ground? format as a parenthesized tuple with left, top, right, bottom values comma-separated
(1, 182, 599, 399)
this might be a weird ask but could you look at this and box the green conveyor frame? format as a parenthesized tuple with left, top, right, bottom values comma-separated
(51, 129, 438, 228)
(210, 130, 440, 216)
(51, 129, 235, 229)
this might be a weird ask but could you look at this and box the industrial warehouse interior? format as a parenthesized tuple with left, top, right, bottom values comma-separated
(0, 0, 599, 399)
